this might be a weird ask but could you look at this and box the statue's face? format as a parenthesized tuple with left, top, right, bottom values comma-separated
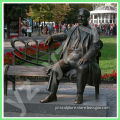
(78, 15, 87, 25)
(78, 10, 89, 26)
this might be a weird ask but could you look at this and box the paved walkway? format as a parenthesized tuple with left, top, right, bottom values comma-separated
(8, 81, 117, 90)
(6, 81, 117, 117)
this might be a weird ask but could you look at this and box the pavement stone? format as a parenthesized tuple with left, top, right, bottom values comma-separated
(4, 82, 117, 117)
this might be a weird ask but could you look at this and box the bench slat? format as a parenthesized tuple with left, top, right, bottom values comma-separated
(7, 65, 50, 77)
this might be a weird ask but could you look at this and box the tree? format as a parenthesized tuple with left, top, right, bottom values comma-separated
(29, 4, 71, 24)
(28, 4, 54, 24)
(4, 4, 29, 38)
(52, 4, 71, 24)
(28, 4, 93, 25)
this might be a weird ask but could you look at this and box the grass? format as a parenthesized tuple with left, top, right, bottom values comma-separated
(23, 36, 117, 75)
(99, 36, 117, 75)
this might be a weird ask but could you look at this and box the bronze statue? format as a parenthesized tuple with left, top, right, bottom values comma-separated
(40, 8, 103, 104)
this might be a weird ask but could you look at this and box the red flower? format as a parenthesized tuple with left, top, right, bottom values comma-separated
(56, 42, 60, 47)
(32, 45, 37, 48)
(43, 44, 49, 51)
(14, 51, 23, 58)
(19, 47, 25, 52)
(114, 72, 117, 78)
(101, 70, 117, 80)
(39, 43, 44, 49)
(40, 47, 44, 51)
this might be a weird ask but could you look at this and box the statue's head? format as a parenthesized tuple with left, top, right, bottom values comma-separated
(78, 8, 90, 26)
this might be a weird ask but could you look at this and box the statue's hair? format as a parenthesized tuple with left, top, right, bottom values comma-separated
(79, 8, 90, 18)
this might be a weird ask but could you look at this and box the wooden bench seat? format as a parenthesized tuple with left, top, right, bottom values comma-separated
(7, 65, 49, 77)
(4, 65, 50, 96)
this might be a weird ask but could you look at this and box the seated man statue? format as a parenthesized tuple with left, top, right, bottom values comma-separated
(40, 8, 103, 104)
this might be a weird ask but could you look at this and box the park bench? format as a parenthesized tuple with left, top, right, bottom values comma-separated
(4, 37, 62, 96)
(4, 65, 50, 95)
(4, 37, 102, 97)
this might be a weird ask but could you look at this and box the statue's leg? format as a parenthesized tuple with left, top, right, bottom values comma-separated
(95, 84, 99, 99)
(40, 71, 59, 103)
(40, 59, 71, 103)
(47, 70, 59, 94)
(47, 59, 71, 92)
(75, 63, 89, 104)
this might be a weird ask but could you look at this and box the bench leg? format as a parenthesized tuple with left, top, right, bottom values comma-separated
(4, 65, 9, 96)
(95, 85, 99, 99)
(4, 77, 8, 96)
(12, 77, 16, 91)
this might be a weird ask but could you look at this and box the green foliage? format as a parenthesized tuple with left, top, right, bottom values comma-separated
(52, 4, 71, 23)
(29, 4, 71, 23)
(29, 4, 54, 22)
(29, 4, 93, 24)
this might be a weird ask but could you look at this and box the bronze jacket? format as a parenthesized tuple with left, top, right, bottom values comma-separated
(52, 25, 103, 62)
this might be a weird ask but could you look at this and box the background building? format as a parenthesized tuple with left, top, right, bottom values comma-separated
(90, 4, 117, 25)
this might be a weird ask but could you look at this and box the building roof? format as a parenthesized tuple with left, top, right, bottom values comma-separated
(90, 5, 117, 14)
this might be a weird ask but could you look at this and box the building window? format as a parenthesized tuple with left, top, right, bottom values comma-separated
(110, 20, 112, 23)
(94, 15, 97, 19)
(110, 15, 112, 19)
(94, 20, 98, 24)
(106, 20, 108, 23)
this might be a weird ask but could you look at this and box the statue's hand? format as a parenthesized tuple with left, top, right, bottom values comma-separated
(45, 36, 53, 46)
(78, 57, 87, 65)
(46, 67, 52, 75)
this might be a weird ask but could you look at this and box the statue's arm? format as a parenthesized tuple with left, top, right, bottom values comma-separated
(51, 33, 67, 42)
(46, 26, 75, 46)
(83, 40, 103, 60)
(83, 28, 103, 60)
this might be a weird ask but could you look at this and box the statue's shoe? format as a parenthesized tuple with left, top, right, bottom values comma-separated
(74, 95, 83, 104)
(40, 94, 57, 103)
